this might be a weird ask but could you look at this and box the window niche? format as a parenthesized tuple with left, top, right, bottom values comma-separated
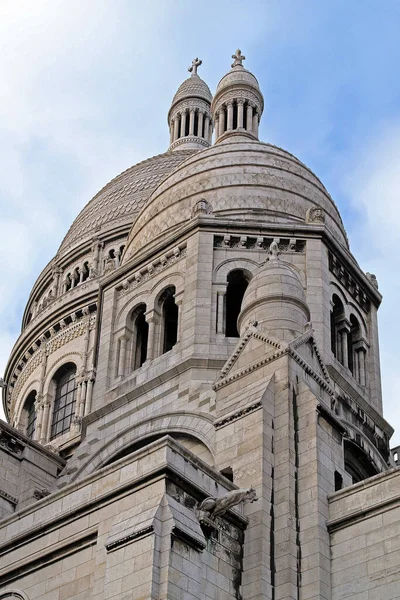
(159, 286, 178, 354)
(21, 390, 37, 440)
(225, 269, 250, 337)
(131, 304, 149, 371)
(50, 363, 77, 440)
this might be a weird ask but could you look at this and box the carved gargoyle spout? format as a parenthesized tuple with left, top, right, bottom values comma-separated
(198, 487, 258, 520)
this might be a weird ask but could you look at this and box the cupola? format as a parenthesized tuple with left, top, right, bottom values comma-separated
(212, 49, 264, 143)
(167, 58, 213, 151)
(237, 242, 310, 342)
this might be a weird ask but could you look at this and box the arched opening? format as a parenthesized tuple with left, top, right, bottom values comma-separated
(81, 261, 90, 283)
(225, 270, 250, 337)
(50, 363, 77, 440)
(344, 440, 379, 484)
(102, 433, 213, 468)
(131, 304, 149, 370)
(348, 314, 360, 375)
(232, 101, 238, 129)
(22, 390, 37, 440)
(194, 111, 199, 136)
(160, 287, 178, 353)
(330, 294, 345, 362)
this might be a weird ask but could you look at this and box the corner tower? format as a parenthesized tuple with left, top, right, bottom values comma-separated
(168, 58, 213, 151)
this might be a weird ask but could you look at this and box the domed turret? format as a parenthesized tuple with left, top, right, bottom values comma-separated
(168, 58, 213, 151)
(212, 49, 264, 143)
(237, 242, 310, 342)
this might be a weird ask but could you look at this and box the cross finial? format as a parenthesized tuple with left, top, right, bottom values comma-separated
(231, 49, 245, 68)
(188, 57, 202, 75)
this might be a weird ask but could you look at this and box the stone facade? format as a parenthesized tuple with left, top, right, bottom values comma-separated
(0, 52, 399, 599)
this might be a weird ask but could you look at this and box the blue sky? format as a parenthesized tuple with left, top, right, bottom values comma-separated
(1, 0, 400, 443)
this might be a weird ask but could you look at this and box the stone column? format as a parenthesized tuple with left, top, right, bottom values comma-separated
(78, 266, 84, 284)
(237, 100, 244, 128)
(252, 110, 259, 137)
(216, 291, 225, 334)
(213, 115, 219, 141)
(174, 290, 184, 343)
(180, 111, 187, 138)
(246, 103, 253, 132)
(197, 111, 204, 137)
(118, 336, 128, 377)
(189, 109, 195, 135)
(173, 115, 180, 141)
(34, 397, 44, 443)
(359, 350, 366, 386)
(41, 398, 51, 443)
(218, 108, 225, 137)
(169, 123, 173, 145)
(84, 374, 95, 416)
(52, 267, 61, 297)
(341, 329, 349, 369)
(145, 309, 159, 360)
(204, 114, 210, 141)
(227, 102, 234, 130)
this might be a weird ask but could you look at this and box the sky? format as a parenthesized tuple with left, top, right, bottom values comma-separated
(0, 0, 400, 443)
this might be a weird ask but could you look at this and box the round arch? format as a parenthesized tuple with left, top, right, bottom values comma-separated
(214, 258, 259, 284)
(0, 591, 30, 600)
(43, 353, 81, 394)
(65, 411, 215, 484)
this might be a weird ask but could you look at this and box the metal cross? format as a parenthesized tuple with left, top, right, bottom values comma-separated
(188, 57, 202, 75)
(231, 49, 245, 68)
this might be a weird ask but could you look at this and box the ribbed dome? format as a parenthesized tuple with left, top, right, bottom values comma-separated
(171, 74, 212, 108)
(58, 150, 196, 255)
(123, 138, 348, 263)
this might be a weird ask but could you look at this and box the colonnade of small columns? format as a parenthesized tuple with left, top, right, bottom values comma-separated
(170, 108, 212, 144)
(333, 319, 367, 387)
(213, 99, 259, 140)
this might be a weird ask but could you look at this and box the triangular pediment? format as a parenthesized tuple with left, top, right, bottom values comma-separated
(215, 323, 286, 389)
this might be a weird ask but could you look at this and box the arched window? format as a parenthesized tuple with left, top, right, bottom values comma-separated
(225, 270, 250, 337)
(22, 390, 37, 440)
(131, 304, 149, 370)
(344, 440, 378, 484)
(330, 294, 345, 360)
(159, 286, 178, 354)
(50, 363, 77, 439)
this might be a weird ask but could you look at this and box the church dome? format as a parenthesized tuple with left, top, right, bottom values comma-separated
(237, 247, 309, 340)
(58, 149, 196, 255)
(122, 137, 348, 263)
(215, 63, 261, 97)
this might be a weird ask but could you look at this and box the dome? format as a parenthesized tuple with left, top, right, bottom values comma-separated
(57, 149, 196, 256)
(237, 249, 309, 340)
(170, 73, 212, 109)
(123, 137, 348, 263)
(215, 65, 261, 97)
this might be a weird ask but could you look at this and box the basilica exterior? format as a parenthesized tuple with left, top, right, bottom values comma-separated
(0, 51, 399, 600)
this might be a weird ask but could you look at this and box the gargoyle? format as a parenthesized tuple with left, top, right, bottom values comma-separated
(198, 487, 258, 520)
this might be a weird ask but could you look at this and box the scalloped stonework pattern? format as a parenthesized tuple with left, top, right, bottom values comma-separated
(58, 150, 196, 254)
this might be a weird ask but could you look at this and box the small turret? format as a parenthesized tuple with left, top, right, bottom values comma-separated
(167, 58, 213, 151)
(211, 49, 264, 143)
(238, 242, 310, 342)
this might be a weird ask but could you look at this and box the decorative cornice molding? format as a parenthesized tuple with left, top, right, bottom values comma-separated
(215, 400, 263, 429)
(329, 251, 370, 313)
(214, 234, 306, 253)
(0, 489, 18, 505)
(117, 244, 187, 298)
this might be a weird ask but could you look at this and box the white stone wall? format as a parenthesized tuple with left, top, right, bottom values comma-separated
(329, 468, 400, 600)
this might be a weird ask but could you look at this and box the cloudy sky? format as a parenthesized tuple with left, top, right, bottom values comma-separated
(0, 0, 399, 443)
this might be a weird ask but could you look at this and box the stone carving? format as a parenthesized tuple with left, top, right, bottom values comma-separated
(306, 206, 325, 224)
(188, 57, 202, 75)
(34, 488, 50, 500)
(191, 199, 213, 217)
(104, 257, 116, 275)
(268, 240, 279, 261)
(231, 49, 245, 68)
(0, 430, 24, 456)
(198, 487, 258, 520)
(366, 272, 379, 290)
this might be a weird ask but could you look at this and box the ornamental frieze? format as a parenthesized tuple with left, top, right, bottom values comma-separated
(328, 251, 370, 313)
(214, 234, 306, 253)
(117, 244, 187, 298)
